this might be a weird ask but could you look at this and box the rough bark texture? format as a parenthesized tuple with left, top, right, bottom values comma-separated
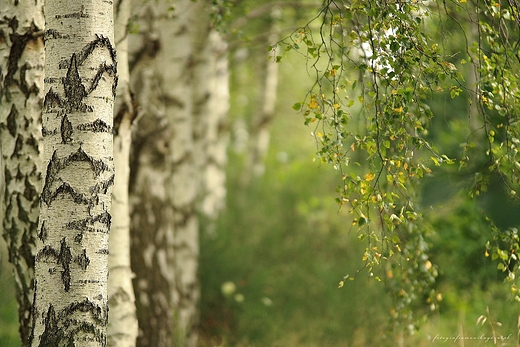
(107, 0, 138, 345)
(31, 1, 116, 346)
(0, 1, 44, 345)
(129, 1, 225, 346)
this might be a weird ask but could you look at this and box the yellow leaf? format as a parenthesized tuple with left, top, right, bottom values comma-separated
(309, 98, 319, 109)
(394, 106, 403, 113)
(338, 281, 344, 288)
(317, 132, 323, 138)
(364, 172, 375, 181)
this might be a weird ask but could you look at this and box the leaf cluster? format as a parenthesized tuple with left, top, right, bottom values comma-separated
(278, 0, 520, 333)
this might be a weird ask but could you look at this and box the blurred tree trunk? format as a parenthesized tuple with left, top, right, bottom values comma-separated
(193, 29, 230, 233)
(108, 0, 138, 345)
(31, 0, 116, 345)
(129, 1, 201, 346)
(242, 7, 281, 184)
(0, 1, 44, 345)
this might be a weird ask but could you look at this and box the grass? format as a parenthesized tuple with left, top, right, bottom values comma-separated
(0, 242, 21, 347)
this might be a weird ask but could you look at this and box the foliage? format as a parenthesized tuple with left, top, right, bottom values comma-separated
(273, 0, 520, 333)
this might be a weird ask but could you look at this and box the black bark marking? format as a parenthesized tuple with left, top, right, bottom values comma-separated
(76, 35, 118, 97)
(11, 134, 23, 159)
(43, 87, 63, 111)
(66, 212, 112, 232)
(77, 35, 116, 69)
(19, 62, 40, 99)
(38, 222, 48, 243)
(69, 147, 110, 176)
(58, 238, 72, 292)
(91, 175, 115, 196)
(25, 133, 39, 153)
(15, 164, 24, 180)
(54, 36, 118, 106)
(39, 304, 66, 346)
(36, 245, 60, 262)
(108, 287, 130, 306)
(55, 6, 89, 20)
(29, 280, 37, 345)
(34, 240, 72, 291)
(74, 232, 83, 243)
(77, 119, 112, 133)
(63, 54, 87, 112)
(17, 193, 30, 223)
(4, 166, 12, 187)
(7, 104, 18, 136)
(128, 37, 161, 74)
(44, 29, 70, 40)
(41, 148, 110, 205)
(41, 126, 58, 137)
(88, 62, 117, 96)
(60, 115, 73, 143)
(76, 249, 90, 270)
(40, 151, 60, 205)
(53, 182, 90, 205)
(3, 20, 41, 102)
(113, 92, 138, 135)
(23, 176, 38, 201)
(0, 67, 4, 102)
(37, 299, 107, 346)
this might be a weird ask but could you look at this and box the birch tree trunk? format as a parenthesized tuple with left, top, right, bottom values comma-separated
(193, 30, 230, 231)
(31, 0, 116, 345)
(242, 7, 281, 184)
(108, 0, 138, 345)
(0, 1, 44, 345)
(129, 1, 220, 346)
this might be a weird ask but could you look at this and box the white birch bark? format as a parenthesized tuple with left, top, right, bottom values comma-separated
(0, 1, 44, 345)
(193, 29, 230, 227)
(31, 0, 116, 345)
(128, 1, 213, 346)
(107, 0, 138, 345)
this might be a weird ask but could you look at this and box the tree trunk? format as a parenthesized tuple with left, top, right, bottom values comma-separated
(0, 1, 44, 345)
(242, 7, 281, 184)
(31, 0, 116, 345)
(129, 1, 219, 346)
(108, 0, 138, 345)
(193, 29, 230, 234)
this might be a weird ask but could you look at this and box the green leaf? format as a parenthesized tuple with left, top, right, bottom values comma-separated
(292, 102, 302, 111)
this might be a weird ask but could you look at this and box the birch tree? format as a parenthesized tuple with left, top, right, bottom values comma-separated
(129, 1, 199, 345)
(128, 0, 230, 345)
(193, 29, 230, 233)
(0, 1, 44, 345)
(242, 6, 281, 183)
(31, 0, 116, 345)
(108, 0, 138, 345)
